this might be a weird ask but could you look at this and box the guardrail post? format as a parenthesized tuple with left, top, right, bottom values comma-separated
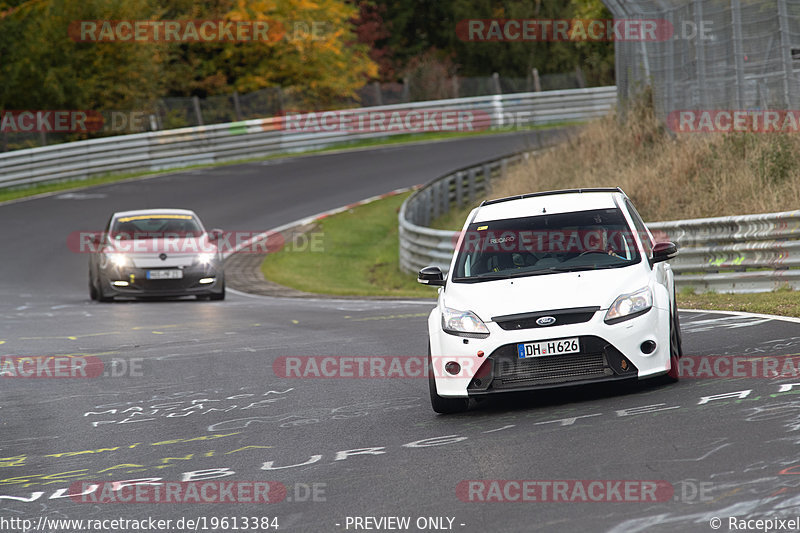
(532, 69, 542, 92)
(468, 169, 477, 203)
(233, 91, 243, 121)
(575, 66, 586, 89)
(423, 190, 432, 226)
(192, 96, 204, 126)
(455, 171, 464, 208)
(492, 72, 501, 94)
(440, 178, 451, 216)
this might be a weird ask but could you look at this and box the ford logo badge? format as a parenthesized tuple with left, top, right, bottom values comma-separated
(536, 316, 556, 326)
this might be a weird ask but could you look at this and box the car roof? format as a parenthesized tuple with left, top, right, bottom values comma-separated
(472, 188, 627, 224)
(112, 208, 198, 219)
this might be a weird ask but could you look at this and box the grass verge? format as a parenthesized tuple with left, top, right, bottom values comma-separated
(677, 288, 800, 319)
(261, 191, 434, 299)
(0, 121, 577, 205)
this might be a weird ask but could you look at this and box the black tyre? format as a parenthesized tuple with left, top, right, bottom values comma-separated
(665, 299, 683, 382)
(428, 344, 468, 414)
(209, 281, 225, 301)
(89, 272, 98, 301)
(96, 274, 114, 303)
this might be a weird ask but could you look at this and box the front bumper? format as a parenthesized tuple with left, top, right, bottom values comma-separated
(428, 304, 671, 398)
(99, 264, 223, 297)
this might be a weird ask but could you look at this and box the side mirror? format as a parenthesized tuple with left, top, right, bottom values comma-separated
(418, 266, 445, 287)
(652, 241, 678, 264)
(208, 229, 224, 241)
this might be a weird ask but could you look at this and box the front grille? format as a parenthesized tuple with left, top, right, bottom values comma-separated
(493, 352, 609, 388)
(493, 306, 599, 331)
(467, 336, 638, 393)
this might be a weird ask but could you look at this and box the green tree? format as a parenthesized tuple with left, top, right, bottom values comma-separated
(0, 0, 164, 111)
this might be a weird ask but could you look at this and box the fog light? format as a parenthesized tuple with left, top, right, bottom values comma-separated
(112, 281, 129, 287)
(641, 340, 657, 354)
(199, 277, 215, 284)
(445, 362, 461, 375)
(621, 359, 628, 371)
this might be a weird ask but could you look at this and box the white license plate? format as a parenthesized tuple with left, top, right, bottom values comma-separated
(517, 338, 580, 358)
(146, 269, 183, 280)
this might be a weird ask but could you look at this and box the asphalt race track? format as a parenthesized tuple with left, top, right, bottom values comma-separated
(1, 131, 800, 533)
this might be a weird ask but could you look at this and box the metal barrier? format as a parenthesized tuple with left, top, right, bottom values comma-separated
(398, 155, 800, 294)
(649, 213, 800, 293)
(0, 86, 616, 190)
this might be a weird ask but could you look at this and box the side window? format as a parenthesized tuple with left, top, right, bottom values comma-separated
(625, 200, 653, 258)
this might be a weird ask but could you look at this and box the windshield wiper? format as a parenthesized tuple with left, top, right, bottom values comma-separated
(452, 269, 564, 282)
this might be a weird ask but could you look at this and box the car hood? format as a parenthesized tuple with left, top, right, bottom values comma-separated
(443, 266, 647, 322)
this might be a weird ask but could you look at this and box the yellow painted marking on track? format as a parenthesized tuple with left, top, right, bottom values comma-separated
(346, 313, 429, 322)
(0, 352, 119, 361)
(709, 487, 741, 503)
(20, 331, 120, 341)
(291, 320, 299, 324)
(152, 331, 164, 335)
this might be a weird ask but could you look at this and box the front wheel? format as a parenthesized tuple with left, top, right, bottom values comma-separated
(428, 345, 468, 414)
(89, 272, 98, 301)
(96, 274, 114, 303)
(665, 304, 683, 382)
(209, 280, 225, 301)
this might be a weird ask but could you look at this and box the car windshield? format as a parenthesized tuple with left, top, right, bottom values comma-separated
(451, 207, 641, 282)
(110, 215, 203, 239)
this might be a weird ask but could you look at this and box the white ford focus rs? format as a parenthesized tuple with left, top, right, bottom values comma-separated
(418, 188, 682, 413)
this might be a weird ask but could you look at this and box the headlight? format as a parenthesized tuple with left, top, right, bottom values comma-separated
(441, 306, 490, 338)
(605, 287, 653, 324)
(106, 253, 129, 268)
(196, 252, 214, 265)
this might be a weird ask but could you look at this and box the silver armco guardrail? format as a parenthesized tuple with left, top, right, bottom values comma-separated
(399, 156, 800, 294)
(0, 86, 616, 189)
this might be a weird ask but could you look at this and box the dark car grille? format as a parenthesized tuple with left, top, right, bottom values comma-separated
(494, 353, 609, 387)
(467, 336, 637, 392)
(493, 306, 600, 331)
